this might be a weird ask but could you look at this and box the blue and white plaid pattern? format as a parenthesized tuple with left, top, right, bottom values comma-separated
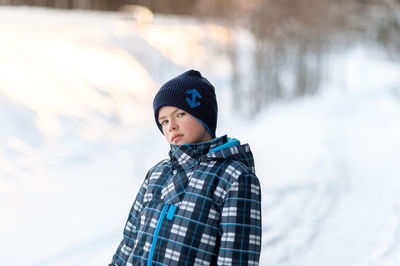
(110, 135, 261, 265)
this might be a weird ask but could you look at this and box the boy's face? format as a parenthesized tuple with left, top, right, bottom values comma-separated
(158, 106, 213, 145)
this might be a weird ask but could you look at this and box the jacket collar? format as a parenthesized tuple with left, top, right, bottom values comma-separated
(162, 136, 228, 205)
(168, 135, 228, 170)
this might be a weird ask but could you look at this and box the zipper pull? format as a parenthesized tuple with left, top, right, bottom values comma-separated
(166, 205, 177, 220)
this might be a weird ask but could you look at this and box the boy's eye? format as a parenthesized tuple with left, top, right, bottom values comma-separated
(161, 120, 168, 125)
(177, 112, 185, 118)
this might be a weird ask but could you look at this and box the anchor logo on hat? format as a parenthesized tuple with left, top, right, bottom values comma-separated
(186, 88, 202, 108)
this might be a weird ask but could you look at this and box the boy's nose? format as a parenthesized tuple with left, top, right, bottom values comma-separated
(168, 120, 178, 131)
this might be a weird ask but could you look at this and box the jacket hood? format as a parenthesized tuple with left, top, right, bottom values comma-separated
(169, 135, 255, 175)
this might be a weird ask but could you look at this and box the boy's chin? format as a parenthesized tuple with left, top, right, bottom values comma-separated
(169, 138, 185, 145)
(171, 140, 187, 145)
(170, 138, 196, 145)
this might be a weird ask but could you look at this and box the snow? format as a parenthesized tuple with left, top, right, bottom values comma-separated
(1, 6, 400, 266)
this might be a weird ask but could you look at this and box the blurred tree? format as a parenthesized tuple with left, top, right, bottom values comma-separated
(244, 0, 336, 111)
(214, 0, 400, 112)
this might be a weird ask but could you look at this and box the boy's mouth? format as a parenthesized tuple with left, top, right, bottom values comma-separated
(171, 134, 183, 142)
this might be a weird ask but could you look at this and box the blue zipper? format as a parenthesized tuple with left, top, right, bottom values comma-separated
(167, 205, 177, 220)
(147, 204, 171, 266)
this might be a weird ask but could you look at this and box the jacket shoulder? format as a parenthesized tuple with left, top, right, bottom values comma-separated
(202, 157, 255, 188)
(148, 158, 170, 172)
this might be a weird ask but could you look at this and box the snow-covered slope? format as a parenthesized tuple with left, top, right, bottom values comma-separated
(1, 6, 399, 266)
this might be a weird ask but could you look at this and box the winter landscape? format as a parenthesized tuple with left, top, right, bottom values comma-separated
(1, 5, 400, 266)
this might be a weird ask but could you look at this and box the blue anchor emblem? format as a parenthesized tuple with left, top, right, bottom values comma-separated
(186, 88, 202, 108)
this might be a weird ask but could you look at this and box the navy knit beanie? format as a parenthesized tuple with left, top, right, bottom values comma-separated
(153, 70, 218, 138)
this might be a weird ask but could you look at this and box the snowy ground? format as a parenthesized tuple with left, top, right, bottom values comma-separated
(1, 6, 400, 266)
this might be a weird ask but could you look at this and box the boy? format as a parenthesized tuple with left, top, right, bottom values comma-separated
(110, 70, 262, 265)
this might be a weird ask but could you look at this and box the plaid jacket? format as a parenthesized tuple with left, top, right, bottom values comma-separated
(110, 135, 261, 265)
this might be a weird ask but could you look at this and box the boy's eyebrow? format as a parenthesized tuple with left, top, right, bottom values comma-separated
(158, 115, 167, 121)
(158, 108, 179, 121)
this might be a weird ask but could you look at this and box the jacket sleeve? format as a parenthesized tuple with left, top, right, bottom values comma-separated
(218, 173, 262, 265)
(109, 173, 150, 265)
